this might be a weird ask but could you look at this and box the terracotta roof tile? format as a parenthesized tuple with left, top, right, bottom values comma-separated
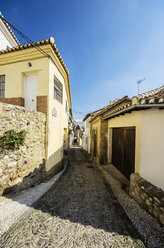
(0, 13, 20, 46)
(134, 85, 164, 104)
(0, 37, 69, 75)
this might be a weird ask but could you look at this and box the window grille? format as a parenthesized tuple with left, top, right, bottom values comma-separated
(0, 75, 5, 98)
(54, 77, 63, 103)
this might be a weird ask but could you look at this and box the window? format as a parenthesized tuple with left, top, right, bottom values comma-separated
(65, 100, 68, 113)
(0, 75, 5, 98)
(54, 77, 63, 103)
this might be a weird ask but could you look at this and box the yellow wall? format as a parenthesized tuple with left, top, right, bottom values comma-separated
(140, 108, 164, 190)
(108, 111, 142, 173)
(0, 45, 71, 172)
(90, 117, 101, 163)
(46, 59, 69, 171)
(0, 57, 49, 98)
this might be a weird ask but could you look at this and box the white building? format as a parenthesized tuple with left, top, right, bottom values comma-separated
(83, 109, 103, 153)
(0, 12, 20, 50)
(83, 114, 91, 153)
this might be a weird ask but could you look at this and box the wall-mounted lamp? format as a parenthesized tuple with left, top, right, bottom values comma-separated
(28, 62, 32, 67)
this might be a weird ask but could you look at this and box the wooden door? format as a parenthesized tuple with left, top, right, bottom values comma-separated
(112, 127, 135, 180)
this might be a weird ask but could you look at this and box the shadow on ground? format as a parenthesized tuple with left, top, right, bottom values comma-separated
(31, 147, 143, 239)
(0, 146, 146, 247)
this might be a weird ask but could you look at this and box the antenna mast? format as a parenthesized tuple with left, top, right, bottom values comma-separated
(137, 78, 146, 95)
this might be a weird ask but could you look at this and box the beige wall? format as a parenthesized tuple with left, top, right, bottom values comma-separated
(107, 111, 142, 173)
(47, 59, 69, 171)
(107, 108, 164, 190)
(0, 47, 71, 173)
(0, 57, 49, 98)
(140, 108, 164, 190)
(90, 118, 101, 163)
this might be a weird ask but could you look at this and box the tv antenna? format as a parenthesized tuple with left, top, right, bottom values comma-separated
(137, 78, 146, 95)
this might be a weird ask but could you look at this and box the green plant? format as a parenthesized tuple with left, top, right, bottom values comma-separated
(0, 129, 27, 150)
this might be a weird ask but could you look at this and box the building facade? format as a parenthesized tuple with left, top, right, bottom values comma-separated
(0, 36, 72, 177)
(89, 87, 164, 191)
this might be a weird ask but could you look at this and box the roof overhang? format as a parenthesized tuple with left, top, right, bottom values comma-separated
(103, 104, 164, 120)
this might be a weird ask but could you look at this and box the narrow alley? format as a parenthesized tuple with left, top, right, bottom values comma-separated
(0, 147, 145, 248)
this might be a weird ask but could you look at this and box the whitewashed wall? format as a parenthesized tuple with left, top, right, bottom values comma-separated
(140, 108, 164, 190)
(0, 18, 18, 50)
(83, 116, 91, 153)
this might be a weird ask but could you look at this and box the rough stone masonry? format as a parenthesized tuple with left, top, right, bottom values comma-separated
(0, 102, 46, 195)
(130, 173, 164, 226)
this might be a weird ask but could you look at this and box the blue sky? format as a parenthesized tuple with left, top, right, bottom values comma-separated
(1, 0, 164, 120)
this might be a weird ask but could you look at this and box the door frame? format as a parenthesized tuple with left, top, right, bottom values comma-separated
(24, 73, 38, 111)
(111, 126, 136, 180)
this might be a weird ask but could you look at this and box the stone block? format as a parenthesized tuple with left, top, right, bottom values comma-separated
(130, 173, 164, 226)
(0, 102, 46, 195)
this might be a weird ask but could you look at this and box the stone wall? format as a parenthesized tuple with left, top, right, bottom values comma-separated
(130, 173, 164, 226)
(0, 102, 46, 195)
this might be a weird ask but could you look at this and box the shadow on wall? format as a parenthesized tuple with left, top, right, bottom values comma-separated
(2, 146, 65, 195)
(3, 160, 46, 195)
(46, 146, 65, 179)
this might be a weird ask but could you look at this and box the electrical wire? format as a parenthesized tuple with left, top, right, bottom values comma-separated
(0, 15, 51, 59)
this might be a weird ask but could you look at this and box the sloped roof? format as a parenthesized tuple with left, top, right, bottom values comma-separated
(133, 85, 164, 104)
(0, 13, 20, 46)
(91, 96, 131, 122)
(104, 85, 164, 120)
(85, 85, 164, 122)
(83, 108, 104, 121)
(0, 37, 69, 76)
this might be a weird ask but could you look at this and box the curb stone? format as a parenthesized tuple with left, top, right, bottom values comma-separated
(98, 166, 164, 248)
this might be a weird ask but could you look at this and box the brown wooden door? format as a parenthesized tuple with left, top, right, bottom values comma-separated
(112, 127, 135, 180)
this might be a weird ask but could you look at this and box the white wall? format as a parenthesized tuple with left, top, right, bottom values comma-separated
(140, 108, 164, 190)
(0, 19, 18, 50)
(83, 116, 91, 153)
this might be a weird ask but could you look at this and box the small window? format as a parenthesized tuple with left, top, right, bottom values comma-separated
(0, 75, 5, 98)
(54, 77, 63, 103)
(65, 100, 68, 113)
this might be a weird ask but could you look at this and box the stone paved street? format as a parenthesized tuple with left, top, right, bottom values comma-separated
(0, 147, 146, 248)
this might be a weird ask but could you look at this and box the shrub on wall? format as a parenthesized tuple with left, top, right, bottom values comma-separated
(0, 130, 27, 150)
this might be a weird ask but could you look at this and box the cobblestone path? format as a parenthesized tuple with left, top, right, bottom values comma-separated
(0, 147, 146, 248)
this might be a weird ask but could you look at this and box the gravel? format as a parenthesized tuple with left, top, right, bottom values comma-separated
(0, 160, 68, 236)
(0, 147, 145, 248)
(99, 165, 164, 248)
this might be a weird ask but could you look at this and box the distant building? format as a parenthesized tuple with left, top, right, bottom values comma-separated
(83, 108, 103, 153)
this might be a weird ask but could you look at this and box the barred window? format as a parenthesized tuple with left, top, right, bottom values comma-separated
(54, 77, 63, 103)
(0, 75, 5, 98)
